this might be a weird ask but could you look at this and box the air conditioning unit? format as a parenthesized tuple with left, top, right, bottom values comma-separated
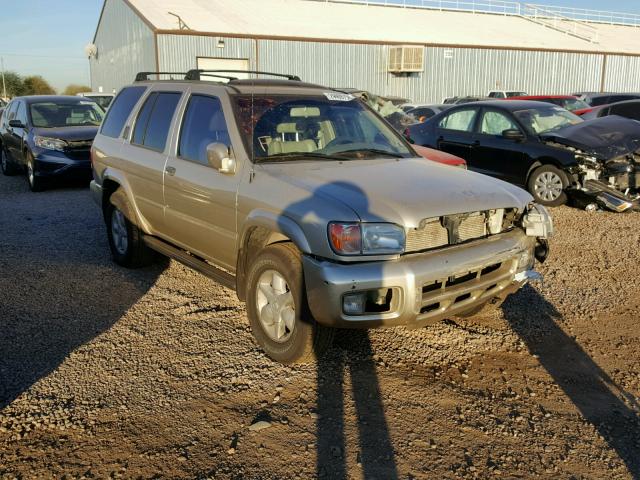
(388, 46, 424, 73)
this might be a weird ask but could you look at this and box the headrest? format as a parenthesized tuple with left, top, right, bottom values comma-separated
(276, 122, 298, 134)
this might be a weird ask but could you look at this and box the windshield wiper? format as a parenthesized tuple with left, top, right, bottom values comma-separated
(333, 148, 405, 158)
(255, 152, 347, 163)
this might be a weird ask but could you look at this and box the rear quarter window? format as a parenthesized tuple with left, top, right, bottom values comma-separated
(132, 92, 181, 152)
(101, 86, 147, 138)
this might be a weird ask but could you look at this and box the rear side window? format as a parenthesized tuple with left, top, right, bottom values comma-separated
(101, 86, 146, 138)
(438, 108, 478, 132)
(132, 92, 181, 152)
(178, 95, 230, 164)
(609, 102, 640, 121)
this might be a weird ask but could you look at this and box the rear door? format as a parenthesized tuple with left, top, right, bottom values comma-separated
(162, 87, 240, 270)
(471, 108, 527, 184)
(434, 107, 479, 162)
(8, 101, 28, 164)
(1, 101, 18, 160)
(118, 88, 183, 234)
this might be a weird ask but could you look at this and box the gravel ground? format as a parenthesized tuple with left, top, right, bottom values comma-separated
(1, 172, 639, 479)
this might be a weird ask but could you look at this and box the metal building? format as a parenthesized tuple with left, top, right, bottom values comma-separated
(90, 0, 640, 103)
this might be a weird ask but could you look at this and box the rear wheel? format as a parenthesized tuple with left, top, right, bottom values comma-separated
(527, 165, 568, 206)
(26, 152, 45, 192)
(105, 193, 155, 268)
(246, 243, 334, 364)
(1, 147, 18, 176)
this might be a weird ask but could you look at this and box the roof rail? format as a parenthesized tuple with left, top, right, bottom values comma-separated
(134, 71, 188, 82)
(184, 69, 302, 81)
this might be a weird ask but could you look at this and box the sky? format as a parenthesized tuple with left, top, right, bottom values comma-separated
(0, 0, 639, 93)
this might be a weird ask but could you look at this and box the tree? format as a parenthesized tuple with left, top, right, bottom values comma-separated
(63, 84, 92, 96)
(1, 71, 25, 98)
(22, 76, 56, 95)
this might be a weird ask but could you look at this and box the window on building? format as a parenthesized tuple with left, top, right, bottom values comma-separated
(101, 86, 147, 138)
(179, 95, 230, 164)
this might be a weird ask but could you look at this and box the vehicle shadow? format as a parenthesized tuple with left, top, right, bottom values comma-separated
(275, 180, 399, 478)
(0, 176, 164, 409)
(501, 285, 640, 477)
(315, 331, 398, 479)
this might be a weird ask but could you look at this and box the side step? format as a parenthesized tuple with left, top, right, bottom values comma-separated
(143, 235, 236, 290)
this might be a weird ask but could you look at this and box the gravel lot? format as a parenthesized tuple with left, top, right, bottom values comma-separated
(1, 172, 639, 479)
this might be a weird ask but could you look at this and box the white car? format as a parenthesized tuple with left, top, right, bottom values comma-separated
(76, 92, 115, 110)
(487, 90, 528, 99)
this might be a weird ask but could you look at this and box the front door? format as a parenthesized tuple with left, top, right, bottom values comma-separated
(162, 92, 240, 271)
(471, 108, 526, 184)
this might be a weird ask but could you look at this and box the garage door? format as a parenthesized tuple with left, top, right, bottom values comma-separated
(196, 57, 249, 81)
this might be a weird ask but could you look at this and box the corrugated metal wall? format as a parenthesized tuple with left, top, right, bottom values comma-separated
(157, 35, 257, 72)
(90, 0, 155, 93)
(604, 55, 640, 92)
(154, 35, 617, 103)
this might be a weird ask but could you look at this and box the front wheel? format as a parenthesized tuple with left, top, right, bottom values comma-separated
(527, 165, 568, 207)
(246, 243, 334, 364)
(26, 152, 45, 192)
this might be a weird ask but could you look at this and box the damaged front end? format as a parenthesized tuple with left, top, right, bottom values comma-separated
(542, 116, 640, 212)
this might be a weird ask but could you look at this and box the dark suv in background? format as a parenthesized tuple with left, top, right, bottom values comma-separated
(0, 95, 104, 191)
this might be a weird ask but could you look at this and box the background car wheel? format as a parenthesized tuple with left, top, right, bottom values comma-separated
(105, 194, 155, 268)
(527, 165, 568, 207)
(246, 243, 334, 364)
(26, 152, 45, 192)
(1, 147, 19, 176)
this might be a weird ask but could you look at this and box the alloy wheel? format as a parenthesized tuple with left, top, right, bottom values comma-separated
(255, 269, 296, 342)
(111, 209, 129, 255)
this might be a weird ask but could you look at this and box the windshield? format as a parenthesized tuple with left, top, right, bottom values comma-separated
(29, 101, 105, 128)
(514, 106, 583, 135)
(558, 97, 590, 112)
(232, 94, 414, 161)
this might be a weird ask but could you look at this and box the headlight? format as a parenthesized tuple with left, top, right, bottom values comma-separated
(328, 222, 405, 255)
(521, 203, 554, 239)
(34, 136, 67, 151)
(575, 153, 599, 164)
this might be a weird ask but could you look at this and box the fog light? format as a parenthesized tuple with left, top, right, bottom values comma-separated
(343, 292, 367, 315)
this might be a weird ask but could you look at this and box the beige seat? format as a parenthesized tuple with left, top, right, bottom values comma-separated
(267, 122, 317, 155)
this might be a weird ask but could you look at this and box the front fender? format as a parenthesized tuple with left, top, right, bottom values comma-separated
(239, 209, 311, 253)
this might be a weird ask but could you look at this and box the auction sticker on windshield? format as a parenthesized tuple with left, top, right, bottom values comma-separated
(324, 92, 355, 102)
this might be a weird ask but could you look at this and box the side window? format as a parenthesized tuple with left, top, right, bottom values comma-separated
(101, 86, 147, 138)
(488, 92, 497, 98)
(178, 95, 230, 164)
(15, 102, 27, 125)
(610, 103, 640, 120)
(132, 92, 181, 152)
(438, 109, 478, 132)
(6, 101, 18, 121)
(480, 110, 520, 135)
(132, 92, 158, 145)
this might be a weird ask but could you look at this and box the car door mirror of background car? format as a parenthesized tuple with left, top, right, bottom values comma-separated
(206, 142, 236, 174)
(502, 129, 525, 141)
(9, 119, 25, 129)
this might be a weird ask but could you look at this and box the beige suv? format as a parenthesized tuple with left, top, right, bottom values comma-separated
(90, 70, 553, 363)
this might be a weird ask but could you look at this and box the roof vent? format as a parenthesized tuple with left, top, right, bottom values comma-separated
(388, 46, 424, 73)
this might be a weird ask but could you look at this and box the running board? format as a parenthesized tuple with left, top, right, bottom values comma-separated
(143, 235, 236, 290)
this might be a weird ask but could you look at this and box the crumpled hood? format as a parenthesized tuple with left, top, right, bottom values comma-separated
(541, 115, 640, 159)
(32, 126, 99, 142)
(261, 157, 532, 227)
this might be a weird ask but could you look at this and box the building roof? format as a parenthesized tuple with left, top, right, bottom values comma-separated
(121, 0, 640, 55)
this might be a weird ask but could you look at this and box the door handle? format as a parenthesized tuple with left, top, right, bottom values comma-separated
(165, 166, 176, 176)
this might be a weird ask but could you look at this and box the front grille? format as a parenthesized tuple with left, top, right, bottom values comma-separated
(406, 211, 499, 253)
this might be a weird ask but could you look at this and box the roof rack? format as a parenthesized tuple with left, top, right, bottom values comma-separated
(135, 71, 188, 82)
(184, 69, 301, 81)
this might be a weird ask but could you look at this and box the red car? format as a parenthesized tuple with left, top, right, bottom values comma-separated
(505, 95, 591, 114)
(412, 144, 466, 169)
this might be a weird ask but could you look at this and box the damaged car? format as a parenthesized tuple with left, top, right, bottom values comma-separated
(404, 100, 640, 211)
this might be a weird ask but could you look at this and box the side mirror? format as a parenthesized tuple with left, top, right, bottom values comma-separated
(502, 129, 524, 141)
(9, 119, 25, 128)
(206, 142, 236, 174)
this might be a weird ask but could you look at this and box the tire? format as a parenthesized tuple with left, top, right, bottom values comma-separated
(1, 147, 18, 176)
(527, 164, 568, 207)
(104, 193, 155, 268)
(246, 243, 334, 364)
(26, 151, 45, 192)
